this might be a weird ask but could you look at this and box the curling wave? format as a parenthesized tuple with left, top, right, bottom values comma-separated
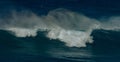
(0, 8, 120, 47)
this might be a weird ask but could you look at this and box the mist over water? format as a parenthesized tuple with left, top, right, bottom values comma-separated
(0, 0, 120, 62)
(0, 8, 120, 47)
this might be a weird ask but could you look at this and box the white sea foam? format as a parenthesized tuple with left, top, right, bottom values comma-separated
(1, 8, 120, 47)
(47, 29, 93, 47)
(6, 28, 37, 37)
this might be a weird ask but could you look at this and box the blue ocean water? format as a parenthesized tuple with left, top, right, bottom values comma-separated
(0, 30, 120, 62)
(0, 0, 120, 62)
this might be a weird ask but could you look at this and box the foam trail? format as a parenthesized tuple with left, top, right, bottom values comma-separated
(0, 8, 120, 47)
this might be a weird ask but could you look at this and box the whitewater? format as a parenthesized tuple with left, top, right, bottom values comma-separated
(0, 8, 120, 47)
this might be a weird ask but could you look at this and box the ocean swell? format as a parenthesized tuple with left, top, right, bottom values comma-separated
(0, 8, 120, 47)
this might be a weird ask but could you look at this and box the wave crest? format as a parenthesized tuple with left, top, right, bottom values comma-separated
(1, 8, 120, 47)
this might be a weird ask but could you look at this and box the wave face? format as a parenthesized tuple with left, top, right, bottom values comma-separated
(0, 8, 120, 47)
(0, 29, 120, 62)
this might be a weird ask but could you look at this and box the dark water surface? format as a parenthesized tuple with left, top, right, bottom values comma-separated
(0, 30, 120, 62)
(0, 0, 120, 62)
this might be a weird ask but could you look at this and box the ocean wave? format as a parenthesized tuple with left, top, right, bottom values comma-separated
(0, 8, 120, 47)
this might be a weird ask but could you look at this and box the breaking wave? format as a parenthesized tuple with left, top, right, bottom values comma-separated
(0, 8, 120, 47)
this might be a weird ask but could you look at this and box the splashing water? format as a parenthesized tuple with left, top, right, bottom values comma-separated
(0, 9, 120, 47)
